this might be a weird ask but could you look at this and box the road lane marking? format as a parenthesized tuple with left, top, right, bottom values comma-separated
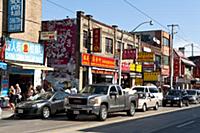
(176, 121, 195, 128)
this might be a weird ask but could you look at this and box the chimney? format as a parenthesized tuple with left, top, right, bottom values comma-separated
(179, 47, 185, 55)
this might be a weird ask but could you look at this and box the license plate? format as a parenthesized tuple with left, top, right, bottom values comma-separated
(73, 111, 79, 114)
(18, 109, 23, 114)
(167, 100, 171, 103)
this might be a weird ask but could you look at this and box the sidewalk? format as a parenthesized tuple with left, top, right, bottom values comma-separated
(0, 107, 14, 119)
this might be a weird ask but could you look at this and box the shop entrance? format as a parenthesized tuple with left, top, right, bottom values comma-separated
(93, 74, 112, 84)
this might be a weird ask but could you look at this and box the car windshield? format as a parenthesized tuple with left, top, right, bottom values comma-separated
(187, 90, 196, 95)
(167, 90, 181, 96)
(34, 92, 54, 100)
(80, 85, 109, 94)
(133, 87, 145, 92)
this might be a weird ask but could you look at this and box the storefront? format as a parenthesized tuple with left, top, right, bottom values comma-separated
(4, 37, 53, 94)
(81, 53, 116, 88)
(130, 63, 142, 86)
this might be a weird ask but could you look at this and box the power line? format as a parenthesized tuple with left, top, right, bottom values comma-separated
(45, 0, 75, 14)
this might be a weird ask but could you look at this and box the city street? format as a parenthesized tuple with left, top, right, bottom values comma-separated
(1, 104, 200, 133)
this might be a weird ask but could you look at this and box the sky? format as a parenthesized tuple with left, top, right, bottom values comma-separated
(42, 0, 200, 57)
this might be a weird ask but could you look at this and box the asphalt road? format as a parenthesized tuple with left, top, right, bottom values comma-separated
(1, 104, 200, 133)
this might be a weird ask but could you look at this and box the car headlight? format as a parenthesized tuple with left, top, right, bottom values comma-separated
(89, 97, 101, 106)
(32, 104, 38, 108)
(64, 97, 69, 105)
(174, 97, 180, 100)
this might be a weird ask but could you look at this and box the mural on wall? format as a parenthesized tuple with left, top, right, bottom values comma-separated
(42, 19, 78, 89)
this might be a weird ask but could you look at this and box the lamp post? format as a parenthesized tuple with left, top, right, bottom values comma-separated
(118, 20, 153, 86)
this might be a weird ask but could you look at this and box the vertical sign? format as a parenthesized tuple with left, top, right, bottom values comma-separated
(8, 0, 25, 33)
(174, 58, 180, 77)
(93, 28, 101, 52)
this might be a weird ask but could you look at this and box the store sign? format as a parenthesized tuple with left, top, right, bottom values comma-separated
(93, 28, 101, 52)
(138, 52, 155, 62)
(144, 72, 159, 81)
(122, 62, 130, 72)
(8, 0, 25, 33)
(174, 58, 180, 77)
(40, 31, 57, 41)
(81, 53, 115, 69)
(5, 38, 44, 64)
(122, 49, 137, 59)
(92, 69, 114, 75)
(130, 64, 142, 72)
(143, 63, 155, 71)
(135, 78, 143, 85)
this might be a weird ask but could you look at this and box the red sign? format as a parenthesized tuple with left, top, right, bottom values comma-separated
(93, 28, 101, 52)
(174, 58, 180, 77)
(121, 62, 130, 72)
(122, 49, 137, 59)
(81, 53, 115, 69)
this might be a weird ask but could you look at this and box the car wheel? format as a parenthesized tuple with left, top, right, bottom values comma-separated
(179, 101, 183, 107)
(162, 102, 166, 107)
(186, 101, 190, 106)
(154, 103, 159, 110)
(66, 112, 77, 120)
(127, 102, 135, 116)
(42, 106, 51, 119)
(98, 104, 108, 121)
(142, 104, 147, 112)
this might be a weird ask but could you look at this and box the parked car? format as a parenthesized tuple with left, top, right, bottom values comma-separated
(131, 86, 163, 106)
(132, 86, 160, 111)
(15, 91, 68, 119)
(186, 89, 200, 104)
(64, 84, 138, 121)
(162, 90, 189, 107)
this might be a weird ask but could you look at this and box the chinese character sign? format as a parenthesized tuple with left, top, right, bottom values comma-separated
(5, 38, 44, 64)
(93, 28, 101, 52)
(8, 0, 25, 33)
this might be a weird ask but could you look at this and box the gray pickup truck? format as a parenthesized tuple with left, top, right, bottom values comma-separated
(64, 84, 138, 121)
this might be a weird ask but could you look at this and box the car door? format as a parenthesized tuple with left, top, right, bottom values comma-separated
(108, 86, 119, 112)
(116, 85, 125, 110)
(149, 87, 158, 106)
(51, 92, 67, 112)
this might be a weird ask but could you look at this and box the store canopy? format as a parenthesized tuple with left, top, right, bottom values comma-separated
(7, 62, 54, 71)
(0, 62, 7, 70)
(181, 58, 196, 66)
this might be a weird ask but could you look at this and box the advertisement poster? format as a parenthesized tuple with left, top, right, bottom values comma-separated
(42, 19, 78, 89)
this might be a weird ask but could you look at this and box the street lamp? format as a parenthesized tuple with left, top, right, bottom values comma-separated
(118, 20, 153, 86)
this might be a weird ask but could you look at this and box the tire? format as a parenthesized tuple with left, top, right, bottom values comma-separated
(66, 112, 77, 120)
(41, 106, 51, 119)
(154, 103, 159, 110)
(179, 101, 183, 108)
(162, 102, 166, 107)
(98, 104, 108, 121)
(185, 101, 190, 106)
(127, 102, 136, 116)
(142, 104, 147, 112)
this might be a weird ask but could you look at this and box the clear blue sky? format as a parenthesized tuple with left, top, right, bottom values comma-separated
(42, 0, 200, 56)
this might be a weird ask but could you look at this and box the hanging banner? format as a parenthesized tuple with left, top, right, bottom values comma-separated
(93, 28, 101, 52)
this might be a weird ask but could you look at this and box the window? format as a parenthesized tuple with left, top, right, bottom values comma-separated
(117, 41, 124, 50)
(105, 38, 113, 54)
(155, 55, 161, 69)
(163, 56, 169, 65)
(127, 44, 133, 49)
(163, 37, 169, 46)
(110, 86, 117, 93)
(149, 87, 159, 93)
(117, 86, 122, 95)
(83, 30, 88, 48)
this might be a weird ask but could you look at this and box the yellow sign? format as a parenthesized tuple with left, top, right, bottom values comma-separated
(138, 52, 154, 62)
(144, 72, 159, 81)
(135, 78, 143, 85)
(130, 64, 142, 72)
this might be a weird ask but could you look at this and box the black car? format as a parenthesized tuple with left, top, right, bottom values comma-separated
(15, 91, 68, 119)
(186, 89, 200, 104)
(162, 90, 189, 107)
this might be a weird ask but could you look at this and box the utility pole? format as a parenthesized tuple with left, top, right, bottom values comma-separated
(191, 43, 194, 56)
(167, 24, 179, 89)
(119, 31, 124, 86)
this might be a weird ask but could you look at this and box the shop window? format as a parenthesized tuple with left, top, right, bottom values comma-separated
(163, 56, 169, 65)
(83, 30, 88, 48)
(105, 38, 113, 54)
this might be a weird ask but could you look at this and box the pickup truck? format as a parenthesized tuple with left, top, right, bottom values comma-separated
(64, 84, 138, 121)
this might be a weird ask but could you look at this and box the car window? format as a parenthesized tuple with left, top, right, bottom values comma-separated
(110, 86, 117, 93)
(149, 87, 159, 93)
(54, 92, 66, 100)
(133, 87, 145, 92)
(145, 87, 148, 93)
(116, 86, 122, 95)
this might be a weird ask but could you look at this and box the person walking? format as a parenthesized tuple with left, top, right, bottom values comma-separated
(8, 86, 16, 110)
(15, 83, 22, 103)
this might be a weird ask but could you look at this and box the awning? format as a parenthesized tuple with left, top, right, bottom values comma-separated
(0, 62, 7, 70)
(181, 58, 196, 66)
(7, 62, 54, 71)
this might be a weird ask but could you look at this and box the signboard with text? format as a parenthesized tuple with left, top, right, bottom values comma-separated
(8, 0, 25, 33)
(93, 28, 101, 52)
(122, 49, 137, 59)
(144, 72, 159, 81)
(130, 64, 142, 72)
(138, 52, 155, 62)
(5, 38, 44, 64)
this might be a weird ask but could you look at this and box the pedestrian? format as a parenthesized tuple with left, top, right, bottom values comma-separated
(15, 83, 22, 102)
(8, 86, 16, 110)
(46, 83, 54, 92)
(36, 85, 45, 94)
(26, 85, 34, 100)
